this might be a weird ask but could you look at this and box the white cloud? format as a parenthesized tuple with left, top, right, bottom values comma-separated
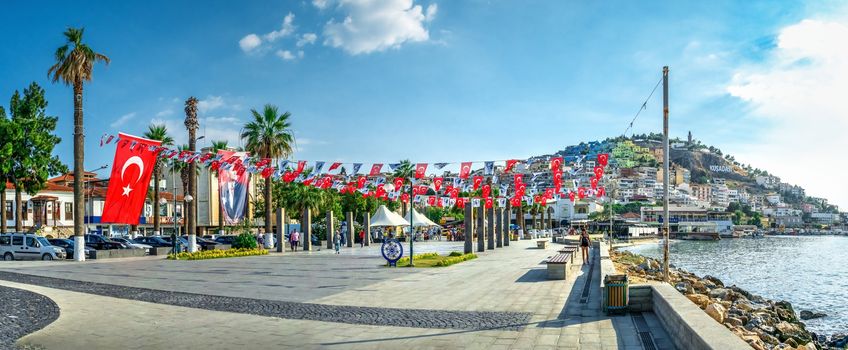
(197, 96, 226, 113)
(151, 115, 246, 147)
(312, 0, 330, 9)
(155, 109, 174, 118)
(276, 50, 296, 60)
(425, 4, 437, 22)
(727, 18, 848, 208)
(322, 0, 436, 55)
(265, 13, 296, 42)
(297, 33, 317, 47)
(111, 112, 136, 128)
(239, 34, 262, 52)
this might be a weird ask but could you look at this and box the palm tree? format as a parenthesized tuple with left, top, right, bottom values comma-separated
(241, 104, 294, 239)
(143, 124, 174, 235)
(209, 140, 228, 233)
(168, 145, 193, 234)
(392, 159, 413, 217)
(48, 27, 109, 254)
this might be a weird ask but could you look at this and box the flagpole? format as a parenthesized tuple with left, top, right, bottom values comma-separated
(408, 178, 414, 267)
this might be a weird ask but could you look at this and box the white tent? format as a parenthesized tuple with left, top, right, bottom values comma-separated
(405, 208, 441, 228)
(370, 205, 410, 227)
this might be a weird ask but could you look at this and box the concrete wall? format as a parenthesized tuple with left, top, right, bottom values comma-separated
(149, 247, 173, 256)
(628, 285, 653, 313)
(91, 249, 148, 259)
(651, 283, 750, 349)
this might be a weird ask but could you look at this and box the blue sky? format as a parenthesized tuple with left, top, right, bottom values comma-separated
(2, 0, 847, 207)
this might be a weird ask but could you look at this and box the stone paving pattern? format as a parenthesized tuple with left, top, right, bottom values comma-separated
(0, 240, 671, 349)
(0, 285, 58, 350)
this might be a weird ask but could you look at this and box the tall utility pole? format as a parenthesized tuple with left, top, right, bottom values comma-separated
(662, 66, 670, 282)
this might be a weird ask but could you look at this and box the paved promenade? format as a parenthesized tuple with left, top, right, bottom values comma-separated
(0, 240, 672, 349)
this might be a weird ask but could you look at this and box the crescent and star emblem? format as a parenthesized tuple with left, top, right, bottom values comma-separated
(120, 156, 145, 197)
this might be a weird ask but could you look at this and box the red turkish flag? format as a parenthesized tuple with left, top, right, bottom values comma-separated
(505, 159, 518, 173)
(473, 176, 483, 190)
(569, 192, 576, 202)
(427, 196, 436, 206)
(514, 174, 524, 185)
(369, 163, 383, 176)
(414, 163, 428, 179)
(328, 162, 342, 171)
(511, 197, 521, 207)
(393, 177, 404, 191)
(482, 184, 491, 198)
(401, 193, 410, 203)
(485, 197, 493, 209)
(356, 176, 367, 189)
(590, 177, 599, 189)
(578, 187, 586, 199)
(550, 157, 563, 171)
(594, 166, 604, 179)
(101, 133, 162, 224)
(597, 153, 609, 166)
(597, 187, 606, 198)
(456, 197, 466, 208)
(459, 162, 472, 179)
(433, 177, 443, 191)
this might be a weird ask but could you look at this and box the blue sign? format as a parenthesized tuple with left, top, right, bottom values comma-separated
(381, 238, 404, 267)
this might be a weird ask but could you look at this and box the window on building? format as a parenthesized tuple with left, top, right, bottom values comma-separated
(65, 202, 73, 221)
(23, 203, 28, 220)
(5, 201, 11, 220)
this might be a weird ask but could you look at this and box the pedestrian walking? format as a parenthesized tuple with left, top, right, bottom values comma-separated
(580, 227, 591, 264)
(257, 232, 265, 248)
(290, 230, 299, 252)
(333, 232, 341, 254)
(359, 230, 365, 247)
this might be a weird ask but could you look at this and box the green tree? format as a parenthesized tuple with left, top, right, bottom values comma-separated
(48, 27, 109, 244)
(8, 83, 67, 231)
(0, 107, 15, 233)
(392, 159, 414, 217)
(208, 140, 228, 233)
(241, 104, 294, 237)
(143, 124, 174, 235)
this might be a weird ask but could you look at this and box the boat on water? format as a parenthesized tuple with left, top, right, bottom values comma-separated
(674, 222, 721, 241)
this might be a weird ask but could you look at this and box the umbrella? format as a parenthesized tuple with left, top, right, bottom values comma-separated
(370, 205, 410, 227)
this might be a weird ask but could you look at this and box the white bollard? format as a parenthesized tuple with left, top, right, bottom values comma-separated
(73, 235, 86, 261)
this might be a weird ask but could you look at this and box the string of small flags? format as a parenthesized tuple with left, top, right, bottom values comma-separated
(101, 133, 612, 208)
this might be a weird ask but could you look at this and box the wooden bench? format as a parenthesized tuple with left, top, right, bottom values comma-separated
(546, 253, 572, 280)
(558, 246, 578, 264)
(536, 240, 548, 249)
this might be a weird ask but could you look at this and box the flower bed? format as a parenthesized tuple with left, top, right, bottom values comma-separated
(168, 248, 268, 260)
(394, 252, 477, 267)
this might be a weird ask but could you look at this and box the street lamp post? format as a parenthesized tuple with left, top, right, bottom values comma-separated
(83, 165, 108, 236)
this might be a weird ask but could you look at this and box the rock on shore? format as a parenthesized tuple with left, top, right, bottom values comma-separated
(611, 250, 845, 350)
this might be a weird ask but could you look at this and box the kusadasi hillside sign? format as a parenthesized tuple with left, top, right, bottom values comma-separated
(709, 165, 733, 173)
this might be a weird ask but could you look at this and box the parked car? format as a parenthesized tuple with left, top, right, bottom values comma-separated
(1, 233, 65, 260)
(181, 236, 219, 250)
(160, 236, 190, 251)
(83, 234, 125, 250)
(214, 235, 238, 245)
(133, 236, 171, 248)
(47, 238, 93, 259)
(111, 237, 152, 250)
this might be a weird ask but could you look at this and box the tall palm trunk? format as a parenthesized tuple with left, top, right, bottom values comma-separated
(152, 164, 161, 234)
(14, 186, 22, 232)
(264, 176, 272, 237)
(73, 82, 84, 239)
(217, 175, 223, 234)
(181, 169, 189, 235)
(1, 188, 6, 233)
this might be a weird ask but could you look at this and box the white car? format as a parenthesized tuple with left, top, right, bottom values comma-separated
(0, 233, 66, 260)
(111, 237, 152, 249)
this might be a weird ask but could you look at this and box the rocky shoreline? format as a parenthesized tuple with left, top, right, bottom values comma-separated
(612, 250, 847, 350)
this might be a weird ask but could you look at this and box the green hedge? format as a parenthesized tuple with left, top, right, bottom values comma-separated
(168, 248, 268, 260)
(435, 253, 477, 266)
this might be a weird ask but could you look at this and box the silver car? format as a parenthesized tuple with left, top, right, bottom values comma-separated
(0, 233, 66, 261)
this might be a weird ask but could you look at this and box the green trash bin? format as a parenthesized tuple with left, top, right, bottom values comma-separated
(603, 274, 628, 315)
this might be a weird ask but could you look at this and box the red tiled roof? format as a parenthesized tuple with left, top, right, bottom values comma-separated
(5, 182, 73, 192)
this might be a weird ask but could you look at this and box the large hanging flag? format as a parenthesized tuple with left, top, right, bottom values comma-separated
(218, 150, 251, 224)
(459, 162, 472, 179)
(101, 133, 162, 224)
(550, 157, 563, 171)
(415, 163, 428, 179)
(433, 177, 443, 191)
(505, 159, 518, 173)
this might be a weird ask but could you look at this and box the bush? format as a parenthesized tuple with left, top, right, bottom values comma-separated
(232, 233, 257, 249)
(449, 251, 463, 257)
(396, 252, 439, 265)
(435, 253, 477, 267)
(168, 248, 267, 260)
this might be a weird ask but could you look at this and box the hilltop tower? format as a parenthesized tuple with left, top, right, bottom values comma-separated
(688, 131, 693, 145)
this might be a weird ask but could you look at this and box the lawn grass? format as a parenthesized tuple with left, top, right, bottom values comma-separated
(393, 251, 477, 267)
